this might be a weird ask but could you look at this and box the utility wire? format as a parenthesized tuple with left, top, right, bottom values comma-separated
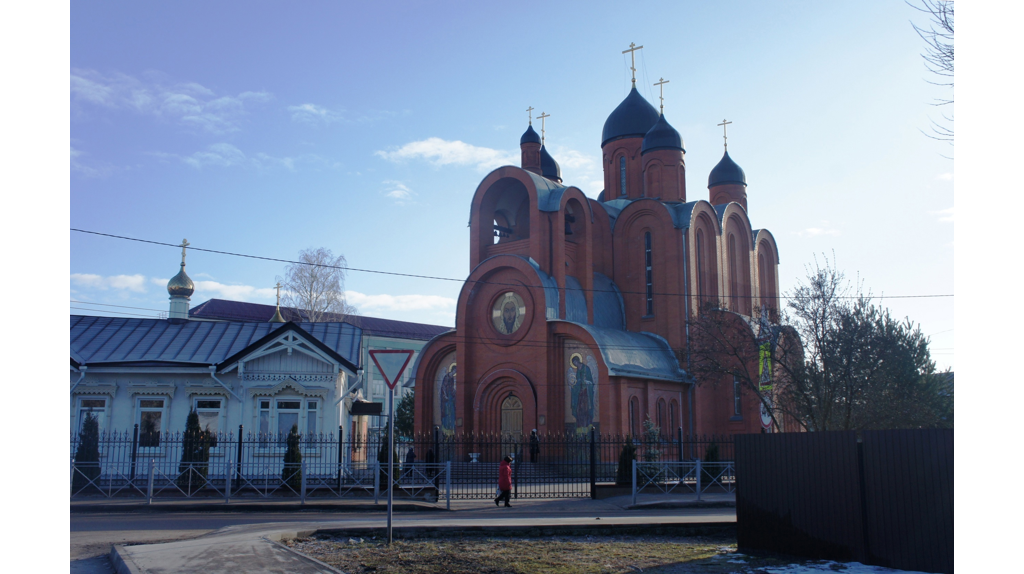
(70, 228, 954, 300)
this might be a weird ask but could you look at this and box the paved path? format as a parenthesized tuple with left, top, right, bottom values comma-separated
(72, 492, 736, 573)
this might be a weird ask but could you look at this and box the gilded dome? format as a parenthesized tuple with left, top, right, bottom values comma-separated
(167, 264, 195, 298)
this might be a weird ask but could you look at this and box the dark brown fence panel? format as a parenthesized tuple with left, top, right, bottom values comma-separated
(736, 432, 863, 561)
(862, 429, 953, 574)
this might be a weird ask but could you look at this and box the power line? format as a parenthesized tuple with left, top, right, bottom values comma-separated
(70, 228, 955, 301)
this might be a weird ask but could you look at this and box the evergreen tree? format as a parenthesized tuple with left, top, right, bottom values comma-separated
(178, 409, 214, 492)
(282, 423, 303, 493)
(702, 441, 720, 487)
(395, 391, 415, 439)
(377, 430, 400, 489)
(73, 413, 100, 491)
(615, 437, 637, 486)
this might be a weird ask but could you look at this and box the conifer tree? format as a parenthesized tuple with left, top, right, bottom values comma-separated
(73, 413, 100, 491)
(178, 409, 213, 492)
(282, 424, 303, 493)
(615, 437, 637, 486)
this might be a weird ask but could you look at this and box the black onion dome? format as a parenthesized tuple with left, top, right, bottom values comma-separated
(641, 113, 684, 154)
(602, 86, 660, 146)
(520, 124, 541, 145)
(540, 145, 561, 181)
(708, 150, 747, 188)
(167, 265, 195, 297)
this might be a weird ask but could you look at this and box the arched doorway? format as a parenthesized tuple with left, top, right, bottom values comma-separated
(500, 394, 523, 460)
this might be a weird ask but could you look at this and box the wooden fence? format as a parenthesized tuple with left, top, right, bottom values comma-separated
(735, 429, 952, 574)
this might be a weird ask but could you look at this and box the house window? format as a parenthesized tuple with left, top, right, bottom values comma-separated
(256, 398, 320, 446)
(644, 232, 654, 316)
(77, 398, 107, 435)
(733, 378, 742, 416)
(306, 400, 319, 442)
(137, 398, 165, 448)
(277, 400, 301, 445)
(194, 399, 222, 436)
(619, 156, 627, 196)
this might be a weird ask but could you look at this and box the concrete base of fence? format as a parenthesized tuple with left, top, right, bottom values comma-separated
(74, 498, 447, 514)
(592, 484, 633, 499)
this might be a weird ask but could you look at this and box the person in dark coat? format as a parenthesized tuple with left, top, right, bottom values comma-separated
(405, 447, 416, 465)
(494, 455, 513, 507)
(529, 429, 540, 463)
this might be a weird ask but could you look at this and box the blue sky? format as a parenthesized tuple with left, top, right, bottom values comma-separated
(68, 1, 953, 369)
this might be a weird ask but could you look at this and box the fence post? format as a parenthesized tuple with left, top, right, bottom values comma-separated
(589, 428, 597, 499)
(147, 459, 155, 504)
(677, 427, 683, 462)
(225, 461, 233, 503)
(342, 421, 350, 493)
(631, 459, 637, 506)
(300, 460, 307, 504)
(446, 461, 451, 511)
(696, 458, 702, 501)
(130, 424, 139, 481)
(374, 460, 380, 504)
(433, 426, 440, 463)
(235, 425, 244, 493)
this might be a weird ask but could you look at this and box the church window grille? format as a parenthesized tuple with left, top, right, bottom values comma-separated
(645, 232, 654, 315)
(137, 398, 165, 448)
(77, 398, 108, 437)
(733, 378, 742, 416)
(619, 156, 627, 196)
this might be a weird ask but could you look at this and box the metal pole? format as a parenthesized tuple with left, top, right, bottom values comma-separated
(235, 425, 243, 493)
(130, 423, 139, 481)
(374, 459, 380, 504)
(147, 459, 155, 504)
(631, 459, 637, 506)
(445, 461, 451, 511)
(387, 386, 395, 545)
(696, 458, 702, 501)
(301, 460, 307, 504)
(677, 426, 684, 462)
(225, 461, 233, 503)
(589, 427, 597, 499)
(337, 425, 344, 493)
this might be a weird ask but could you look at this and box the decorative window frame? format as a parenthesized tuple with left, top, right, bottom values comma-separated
(248, 378, 328, 455)
(74, 395, 112, 439)
(133, 395, 171, 455)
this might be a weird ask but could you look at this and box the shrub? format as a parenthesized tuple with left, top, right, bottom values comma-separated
(615, 438, 637, 486)
(282, 424, 303, 493)
(701, 441, 720, 487)
(178, 409, 214, 492)
(73, 413, 100, 491)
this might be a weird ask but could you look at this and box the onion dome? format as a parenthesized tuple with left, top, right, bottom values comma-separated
(708, 150, 747, 188)
(520, 124, 541, 145)
(641, 113, 684, 154)
(269, 306, 285, 323)
(602, 86, 660, 146)
(167, 263, 194, 298)
(540, 145, 561, 181)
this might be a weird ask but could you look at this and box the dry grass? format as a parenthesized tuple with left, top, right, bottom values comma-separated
(285, 534, 799, 573)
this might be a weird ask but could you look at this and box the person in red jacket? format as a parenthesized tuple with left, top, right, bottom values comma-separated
(494, 455, 513, 507)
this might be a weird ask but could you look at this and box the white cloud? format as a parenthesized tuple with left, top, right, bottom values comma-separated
(155, 143, 297, 170)
(548, 145, 603, 197)
(930, 207, 954, 223)
(345, 291, 457, 313)
(193, 280, 277, 301)
(375, 137, 517, 172)
(796, 222, 841, 238)
(70, 69, 271, 134)
(288, 103, 345, 125)
(935, 172, 953, 181)
(71, 273, 148, 293)
(382, 180, 416, 205)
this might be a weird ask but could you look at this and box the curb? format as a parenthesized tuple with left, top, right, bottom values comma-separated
(109, 544, 144, 574)
(312, 522, 737, 540)
(73, 501, 445, 514)
(625, 500, 736, 510)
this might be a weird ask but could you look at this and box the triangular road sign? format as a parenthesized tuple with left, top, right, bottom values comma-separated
(369, 349, 415, 390)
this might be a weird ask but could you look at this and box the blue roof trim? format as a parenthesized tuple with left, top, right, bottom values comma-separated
(523, 170, 569, 212)
(599, 198, 631, 229)
(405, 329, 457, 389)
(592, 273, 625, 330)
(669, 201, 699, 230)
(524, 257, 561, 320)
(564, 276, 587, 324)
(550, 321, 690, 383)
(715, 203, 752, 239)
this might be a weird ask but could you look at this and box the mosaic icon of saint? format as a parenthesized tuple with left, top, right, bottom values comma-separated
(491, 292, 526, 335)
(440, 362, 456, 433)
(566, 352, 597, 430)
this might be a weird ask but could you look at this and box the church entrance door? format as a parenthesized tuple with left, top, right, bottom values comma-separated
(500, 395, 523, 458)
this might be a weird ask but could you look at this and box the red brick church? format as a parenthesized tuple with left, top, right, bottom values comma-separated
(412, 71, 781, 441)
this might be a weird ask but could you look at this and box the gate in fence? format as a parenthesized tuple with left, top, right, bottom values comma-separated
(71, 425, 733, 501)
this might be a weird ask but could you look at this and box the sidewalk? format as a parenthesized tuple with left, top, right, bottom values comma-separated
(95, 493, 735, 573)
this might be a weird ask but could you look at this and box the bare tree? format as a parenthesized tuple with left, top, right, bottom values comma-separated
(278, 247, 357, 322)
(909, 0, 954, 142)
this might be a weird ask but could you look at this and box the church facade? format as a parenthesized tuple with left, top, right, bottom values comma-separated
(412, 80, 781, 441)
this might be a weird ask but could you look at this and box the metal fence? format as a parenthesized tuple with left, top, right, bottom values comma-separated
(71, 425, 735, 501)
(631, 460, 737, 505)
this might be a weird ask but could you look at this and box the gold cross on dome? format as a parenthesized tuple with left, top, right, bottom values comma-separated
(179, 239, 190, 265)
(526, 106, 534, 125)
(717, 119, 733, 150)
(654, 77, 670, 114)
(275, 281, 282, 305)
(622, 42, 644, 85)
(537, 112, 550, 145)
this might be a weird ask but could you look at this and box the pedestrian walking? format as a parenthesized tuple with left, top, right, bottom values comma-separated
(529, 429, 540, 463)
(405, 446, 416, 465)
(494, 455, 513, 507)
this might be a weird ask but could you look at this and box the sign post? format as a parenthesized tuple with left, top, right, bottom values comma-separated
(368, 349, 415, 546)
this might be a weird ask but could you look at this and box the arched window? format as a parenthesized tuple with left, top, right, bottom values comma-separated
(656, 399, 666, 435)
(619, 156, 627, 196)
(695, 229, 705, 302)
(629, 396, 639, 438)
(644, 232, 654, 316)
(669, 400, 678, 434)
(728, 233, 738, 311)
(733, 378, 742, 416)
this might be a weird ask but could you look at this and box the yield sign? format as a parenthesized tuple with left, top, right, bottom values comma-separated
(369, 349, 415, 390)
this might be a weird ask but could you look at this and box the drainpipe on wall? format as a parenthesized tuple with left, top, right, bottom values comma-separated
(209, 366, 244, 423)
(70, 365, 88, 397)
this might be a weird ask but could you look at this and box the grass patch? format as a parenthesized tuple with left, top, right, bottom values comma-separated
(285, 534, 802, 573)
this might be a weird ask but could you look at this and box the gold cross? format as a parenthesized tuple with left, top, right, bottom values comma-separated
(526, 106, 534, 125)
(654, 77, 670, 115)
(622, 42, 644, 85)
(275, 281, 282, 305)
(537, 112, 550, 145)
(179, 239, 190, 266)
(717, 119, 733, 150)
